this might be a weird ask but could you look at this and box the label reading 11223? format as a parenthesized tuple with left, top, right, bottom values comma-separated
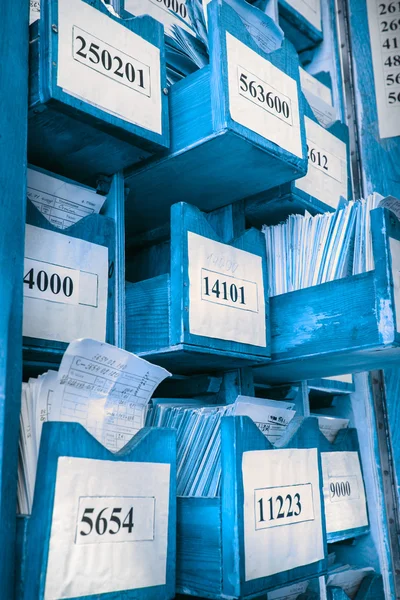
(237, 66, 293, 125)
(254, 483, 314, 530)
(75, 496, 155, 545)
(72, 26, 151, 97)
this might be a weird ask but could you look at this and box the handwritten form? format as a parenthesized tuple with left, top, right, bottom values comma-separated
(50, 339, 171, 451)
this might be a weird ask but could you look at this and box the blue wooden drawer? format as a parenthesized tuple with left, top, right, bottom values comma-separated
(319, 428, 369, 543)
(23, 169, 116, 369)
(124, 0, 307, 234)
(327, 574, 385, 600)
(15, 422, 176, 600)
(176, 416, 328, 599)
(125, 202, 270, 373)
(28, 0, 169, 187)
(246, 98, 351, 226)
(278, 0, 323, 53)
(308, 375, 355, 395)
(254, 207, 400, 383)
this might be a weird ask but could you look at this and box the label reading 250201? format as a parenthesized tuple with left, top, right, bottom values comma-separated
(72, 27, 151, 97)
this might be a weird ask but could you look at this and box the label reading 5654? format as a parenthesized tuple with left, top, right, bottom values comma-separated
(73, 26, 151, 97)
(75, 495, 155, 545)
(254, 483, 315, 530)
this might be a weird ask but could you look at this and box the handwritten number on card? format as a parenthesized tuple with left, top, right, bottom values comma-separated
(257, 493, 302, 523)
(79, 506, 134, 538)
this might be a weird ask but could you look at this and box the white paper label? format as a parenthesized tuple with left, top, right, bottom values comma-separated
(125, 0, 193, 36)
(30, 0, 40, 24)
(188, 232, 266, 347)
(366, 0, 400, 139)
(390, 237, 400, 332)
(75, 496, 155, 544)
(243, 448, 324, 581)
(321, 452, 368, 534)
(23, 225, 108, 343)
(57, 0, 162, 134)
(44, 458, 170, 599)
(295, 117, 348, 208)
(284, 0, 322, 31)
(226, 33, 303, 158)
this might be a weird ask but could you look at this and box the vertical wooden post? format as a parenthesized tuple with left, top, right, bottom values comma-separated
(0, 2, 29, 598)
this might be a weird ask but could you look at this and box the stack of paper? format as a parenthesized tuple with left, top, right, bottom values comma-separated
(124, 0, 208, 84)
(313, 414, 349, 443)
(267, 581, 309, 600)
(147, 395, 296, 497)
(17, 339, 170, 514)
(327, 564, 375, 599)
(263, 202, 358, 296)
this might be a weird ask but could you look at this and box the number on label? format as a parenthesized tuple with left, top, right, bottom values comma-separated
(258, 493, 302, 522)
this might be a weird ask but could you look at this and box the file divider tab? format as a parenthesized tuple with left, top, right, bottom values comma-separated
(124, 0, 307, 234)
(28, 0, 169, 187)
(16, 422, 176, 600)
(125, 202, 270, 373)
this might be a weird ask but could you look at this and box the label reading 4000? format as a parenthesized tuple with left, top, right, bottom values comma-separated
(23, 257, 80, 305)
(73, 27, 151, 97)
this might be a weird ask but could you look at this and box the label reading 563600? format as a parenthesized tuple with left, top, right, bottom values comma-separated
(76, 495, 155, 545)
(238, 66, 293, 125)
(73, 26, 151, 97)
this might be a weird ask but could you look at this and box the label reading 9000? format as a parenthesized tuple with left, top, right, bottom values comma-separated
(237, 66, 293, 125)
(72, 26, 151, 97)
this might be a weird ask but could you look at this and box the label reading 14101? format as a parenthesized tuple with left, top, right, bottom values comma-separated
(201, 268, 259, 313)
(254, 483, 314, 530)
(237, 66, 293, 125)
(75, 496, 155, 545)
(73, 26, 151, 97)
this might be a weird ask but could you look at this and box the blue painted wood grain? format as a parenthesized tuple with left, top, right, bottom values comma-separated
(245, 96, 351, 226)
(307, 378, 355, 395)
(278, 0, 323, 53)
(347, 0, 400, 199)
(17, 422, 176, 600)
(0, 0, 28, 597)
(175, 415, 327, 599)
(382, 367, 400, 510)
(126, 202, 271, 373)
(28, 0, 169, 188)
(254, 208, 400, 383)
(124, 0, 307, 236)
(23, 179, 116, 370)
